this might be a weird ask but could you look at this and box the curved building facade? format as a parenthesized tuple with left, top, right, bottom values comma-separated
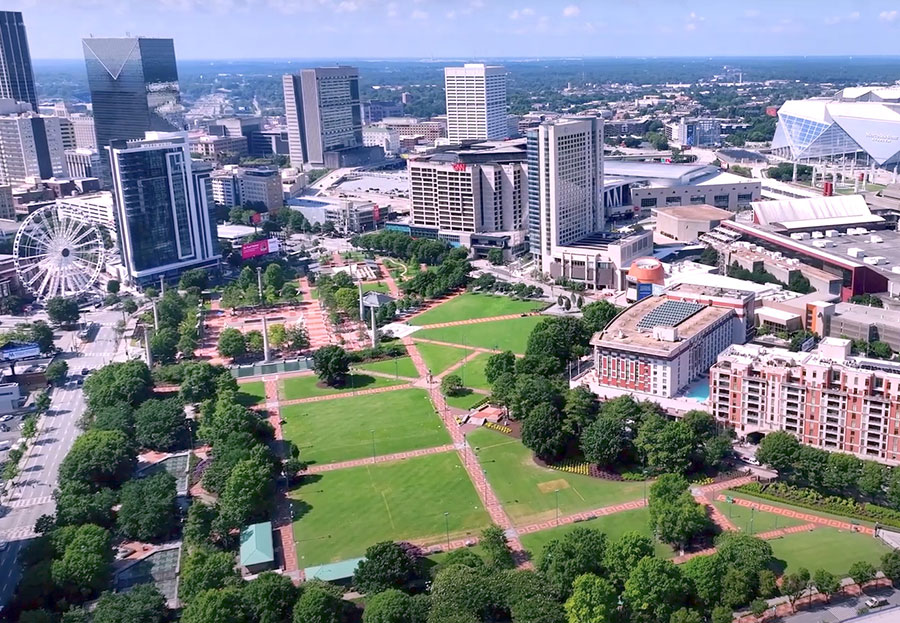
(771, 87, 900, 169)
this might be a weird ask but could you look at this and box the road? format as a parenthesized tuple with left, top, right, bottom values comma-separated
(0, 309, 129, 605)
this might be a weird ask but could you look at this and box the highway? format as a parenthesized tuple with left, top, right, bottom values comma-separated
(0, 309, 129, 606)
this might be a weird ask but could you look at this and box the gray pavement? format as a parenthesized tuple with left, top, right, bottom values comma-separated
(0, 309, 131, 605)
(778, 588, 900, 623)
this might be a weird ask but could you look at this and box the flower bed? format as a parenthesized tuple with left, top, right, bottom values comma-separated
(484, 421, 512, 434)
(549, 458, 591, 476)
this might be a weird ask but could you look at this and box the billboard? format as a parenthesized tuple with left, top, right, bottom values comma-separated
(0, 342, 41, 362)
(636, 283, 654, 301)
(241, 238, 281, 260)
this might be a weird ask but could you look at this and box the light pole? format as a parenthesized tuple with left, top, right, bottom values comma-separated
(555, 489, 560, 526)
(482, 468, 487, 501)
(444, 512, 450, 548)
(394, 358, 399, 379)
(370, 429, 376, 463)
(749, 506, 755, 534)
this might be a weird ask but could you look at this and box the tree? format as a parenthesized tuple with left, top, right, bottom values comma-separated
(882, 550, 900, 587)
(849, 560, 876, 593)
(363, 589, 412, 623)
(487, 248, 504, 266)
(622, 557, 687, 623)
(581, 415, 626, 468)
(602, 531, 654, 590)
(34, 391, 51, 414)
(117, 472, 177, 542)
(122, 298, 139, 314)
(525, 317, 589, 376)
(564, 573, 617, 623)
(268, 323, 288, 350)
(441, 374, 463, 397)
(134, 398, 187, 451)
(822, 452, 862, 496)
(246, 330, 265, 354)
(218, 328, 247, 360)
(539, 527, 607, 598)
(179, 330, 198, 358)
(59, 429, 134, 489)
(720, 565, 754, 609)
(91, 402, 135, 439)
(54, 481, 117, 527)
(47, 297, 80, 325)
(149, 327, 178, 364)
(758, 569, 779, 598)
(711, 606, 733, 623)
(698, 246, 719, 267)
(215, 453, 275, 534)
(179, 268, 209, 291)
(756, 431, 800, 478)
(781, 568, 810, 611)
(480, 524, 515, 570)
(242, 571, 299, 623)
(19, 611, 54, 623)
(292, 584, 345, 623)
(813, 568, 840, 602)
(436, 548, 484, 572)
(581, 301, 619, 334)
(180, 363, 224, 403)
(749, 599, 769, 619)
(83, 360, 152, 410)
(106, 279, 120, 294)
(714, 533, 774, 577)
(51, 523, 112, 599)
(562, 386, 598, 437)
(183, 501, 217, 550)
(312, 345, 351, 387)
(681, 554, 723, 611)
(353, 541, 421, 594)
(485, 351, 516, 385)
(182, 588, 248, 623)
(92, 584, 167, 623)
(285, 325, 310, 351)
(521, 402, 568, 461)
(179, 547, 242, 604)
(639, 419, 696, 475)
(669, 609, 703, 623)
(46, 360, 69, 386)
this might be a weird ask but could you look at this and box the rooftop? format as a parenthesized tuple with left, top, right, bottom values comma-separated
(653, 205, 734, 222)
(591, 294, 733, 358)
(834, 301, 900, 325)
(240, 521, 274, 567)
(216, 224, 257, 240)
(304, 557, 365, 582)
(752, 195, 883, 231)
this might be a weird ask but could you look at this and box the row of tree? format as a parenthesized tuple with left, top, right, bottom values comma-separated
(221, 263, 300, 309)
(399, 251, 471, 300)
(352, 231, 456, 266)
(217, 323, 310, 361)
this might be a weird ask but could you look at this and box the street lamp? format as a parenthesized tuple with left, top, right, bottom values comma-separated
(370, 429, 376, 463)
(444, 512, 450, 548)
(555, 489, 560, 526)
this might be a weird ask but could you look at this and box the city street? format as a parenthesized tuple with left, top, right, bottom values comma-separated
(0, 309, 130, 606)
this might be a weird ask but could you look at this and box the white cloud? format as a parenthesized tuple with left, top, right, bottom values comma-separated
(562, 4, 580, 18)
(335, 0, 358, 12)
(824, 11, 859, 25)
(880, 10, 899, 22)
(509, 7, 534, 20)
(410, 8, 427, 20)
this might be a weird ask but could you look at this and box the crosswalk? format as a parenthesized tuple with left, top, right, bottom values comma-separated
(0, 526, 36, 541)
(4, 495, 53, 510)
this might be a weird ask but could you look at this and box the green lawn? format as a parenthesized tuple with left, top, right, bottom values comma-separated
(280, 373, 406, 401)
(712, 499, 805, 535)
(468, 428, 645, 526)
(291, 452, 490, 566)
(414, 316, 544, 354)
(724, 491, 880, 529)
(519, 507, 673, 560)
(411, 293, 544, 326)
(280, 388, 449, 465)
(444, 389, 487, 411)
(362, 282, 390, 294)
(354, 356, 419, 379)
(768, 527, 890, 576)
(237, 381, 266, 406)
(456, 352, 492, 390)
(415, 341, 470, 376)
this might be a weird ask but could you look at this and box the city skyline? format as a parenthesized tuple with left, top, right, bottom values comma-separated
(5, 0, 900, 60)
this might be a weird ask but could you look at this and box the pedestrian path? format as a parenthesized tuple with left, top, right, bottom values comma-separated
(418, 312, 539, 330)
(275, 382, 412, 408)
(411, 337, 506, 356)
(3, 495, 53, 510)
(714, 494, 876, 535)
(517, 498, 647, 535)
(300, 444, 456, 474)
(756, 522, 817, 540)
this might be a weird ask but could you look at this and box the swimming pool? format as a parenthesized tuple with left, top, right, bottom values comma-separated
(684, 382, 710, 401)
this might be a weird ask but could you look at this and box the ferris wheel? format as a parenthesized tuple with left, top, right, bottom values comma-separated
(13, 204, 105, 300)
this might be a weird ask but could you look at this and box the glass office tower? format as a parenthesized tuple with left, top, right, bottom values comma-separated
(82, 37, 184, 153)
(0, 11, 38, 112)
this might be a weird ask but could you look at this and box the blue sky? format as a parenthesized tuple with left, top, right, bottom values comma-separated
(10, 0, 900, 60)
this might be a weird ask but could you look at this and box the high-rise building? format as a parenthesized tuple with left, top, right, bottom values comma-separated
(0, 111, 68, 184)
(82, 37, 183, 155)
(71, 115, 97, 149)
(59, 117, 76, 150)
(109, 132, 218, 286)
(281, 66, 363, 167)
(210, 166, 282, 211)
(0, 11, 38, 112)
(444, 64, 508, 143)
(527, 117, 604, 272)
(65, 148, 102, 179)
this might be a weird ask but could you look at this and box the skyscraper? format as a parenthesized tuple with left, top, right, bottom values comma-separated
(109, 132, 219, 286)
(444, 64, 508, 143)
(82, 37, 184, 154)
(0, 107, 68, 184)
(0, 11, 38, 112)
(282, 66, 363, 167)
(527, 117, 604, 273)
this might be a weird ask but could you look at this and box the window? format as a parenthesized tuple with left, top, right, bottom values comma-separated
(737, 193, 753, 202)
(690, 195, 705, 205)
(665, 196, 682, 206)
(713, 194, 729, 208)
(640, 197, 657, 208)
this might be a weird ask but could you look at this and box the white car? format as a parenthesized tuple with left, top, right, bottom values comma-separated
(865, 597, 888, 609)
(745, 456, 761, 466)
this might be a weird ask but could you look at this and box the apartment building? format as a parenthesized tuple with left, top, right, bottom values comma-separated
(711, 338, 900, 465)
(444, 64, 508, 143)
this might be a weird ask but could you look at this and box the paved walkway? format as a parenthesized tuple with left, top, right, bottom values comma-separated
(517, 499, 647, 535)
(714, 494, 876, 535)
(275, 382, 412, 408)
(301, 444, 456, 474)
(411, 337, 506, 356)
(418, 312, 539, 330)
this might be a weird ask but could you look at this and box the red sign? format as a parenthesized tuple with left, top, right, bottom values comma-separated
(452, 162, 467, 172)
(241, 239, 270, 260)
(373, 204, 381, 222)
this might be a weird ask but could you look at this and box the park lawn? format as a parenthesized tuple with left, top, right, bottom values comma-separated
(410, 293, 544, 326)
(712, 499, 805, 535)
(415, 341, 470, 376)
(456, 352, 492, 390)
(280, 388, 450, 465)
(354, 356, 419, 379)
(291, 452, 490, 566)
(413, 315, 544, 354)
(519, 507, 673, 561)
(768, 527, 890, 577)
(280, 373, 407, 401)
(724, 490, 880, 529)
(467, 428, 645, 526)
(236, 381, 266, 406)
(444, 389, 487, 411)
(362, 282, 390, 294)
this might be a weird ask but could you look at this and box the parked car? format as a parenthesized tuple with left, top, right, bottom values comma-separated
(865, 597, 888, 608)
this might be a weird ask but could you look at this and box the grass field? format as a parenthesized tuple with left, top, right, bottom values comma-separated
(415, 342, 470, 376)
(444, 389, 487, 411)
(413, 315, 544, 354)
(410, 293, 544, 326)
(468, 428, 645, 526)
(712, 499, 806, 535)
(280, 388, 449, 465)
(518, 507, 674, 560)
(724, 491, 879, 529)
(237, 381, 266, 406)
(456, 352, 492, 390)
(354, 356, 419, 379)
(280, 373, 406, 401)
(291, 452, 490, 566)
(768, 527, 890, 576)
(362, 282, 390, 294)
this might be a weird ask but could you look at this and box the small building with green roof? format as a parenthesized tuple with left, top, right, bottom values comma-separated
(240, 521, 275, 574)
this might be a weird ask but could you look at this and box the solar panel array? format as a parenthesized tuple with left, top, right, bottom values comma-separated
(636, 300, 706, 330)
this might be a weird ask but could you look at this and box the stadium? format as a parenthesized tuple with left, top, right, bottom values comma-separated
(771, 87, 900, 170)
